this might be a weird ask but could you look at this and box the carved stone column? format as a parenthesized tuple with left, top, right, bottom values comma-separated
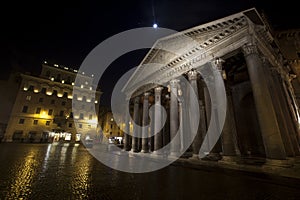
(242, 43, 286, 160)
(265, 65, 295, 158)
(272, 69, 300, 156)
(131, 96, 140, 152)
(123, 109, 131, 151)
(169, 79, 180, 156)
(153, 87, 163, 153)
(187, 70, 202, 159)
(141, 92, 150, 153)
(221, 86, 240, 161)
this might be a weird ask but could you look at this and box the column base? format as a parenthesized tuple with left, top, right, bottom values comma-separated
(219, 155, 237, 164)
(151, 151, 164, 159)
(169, 152, 181, 158)
(189, 154, 200, 160)
(130, 149, 139, 153)
(295, 156, 300, 164)
(201, 153, 222, 161)
(265, 158, 293, 168)
(141, 149, 150, 153)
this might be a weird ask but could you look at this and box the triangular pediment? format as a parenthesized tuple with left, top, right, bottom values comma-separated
(123, 8, 269, 98)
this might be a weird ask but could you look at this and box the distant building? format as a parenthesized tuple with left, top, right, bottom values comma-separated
(4, 62, 102, 143)
(0, 72, 20, 141)
(102, 111, 126, 144)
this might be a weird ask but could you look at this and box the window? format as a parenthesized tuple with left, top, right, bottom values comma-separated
(63, 92, 68, 98)
(41, 88, 46, 94)
(46, 121, 50, 126)
(26, 96, 31, 101)
(19, 119, 25, 124)
(28, 85, 34, 92)
(56, 74, 61, 81)
(51, 99, 55, 104)
(79, 124, 82, 128)
(33, 120, 38, 125)
(39, 98, 44, 103)
(69, 123, 72, 128)
(48, 109, 53, 115)
(22, 106, 28, 113)
(36, 107, 41, 114)
(79, 113, 84, 119)
(59, 111, 64, 117)
(62, 101, 66, 106)
(89, 114, 92, 120)
(69, 112, 73, 118)
(52, 90, 57, 96)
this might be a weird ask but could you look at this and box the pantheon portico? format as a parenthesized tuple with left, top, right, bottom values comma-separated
(121, 8, 300, 166)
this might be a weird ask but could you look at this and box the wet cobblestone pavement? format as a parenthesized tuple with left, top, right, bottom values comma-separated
(0, 143, 300, 200)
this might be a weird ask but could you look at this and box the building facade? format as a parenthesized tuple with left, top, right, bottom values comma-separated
(0, 72, 20, 141)
(121, 8, 300, 166)
(4, 63, 102, 143)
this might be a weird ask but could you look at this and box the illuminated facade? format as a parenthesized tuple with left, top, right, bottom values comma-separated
(122, 8, 300, 166)
(4, 63, 102, 143)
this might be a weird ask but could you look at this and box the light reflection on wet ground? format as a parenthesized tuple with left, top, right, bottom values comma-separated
(0, 143, 299, 200)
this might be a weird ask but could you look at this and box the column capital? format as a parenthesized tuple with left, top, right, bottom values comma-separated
(169, 79, 180, 87)
(213, 58, 225, 71)
(154, 86, 163, 95)
(187, 70, 198, 81)
(144, 92, 150, 97)
(134, 96, 140, 104)
(242, 43, 258, 56)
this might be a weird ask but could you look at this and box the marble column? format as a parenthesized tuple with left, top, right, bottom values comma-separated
(123, 110, 131, 151)
(242, 43, 286, 160)
(169, 79, 180, 156)
(131, 96, 140, 152)
(273, 70, 300, 156)
(264, 65, 295, 157)
(153, 87, 163, 153)
(187, 70, 202, 159)
(178, 98, 184, 152)
(149, 103, 155, 152)
(141, 92, 150, 153)
(221, 86, 240, 160)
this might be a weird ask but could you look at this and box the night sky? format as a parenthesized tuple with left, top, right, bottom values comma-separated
(1, 0, 299, 106)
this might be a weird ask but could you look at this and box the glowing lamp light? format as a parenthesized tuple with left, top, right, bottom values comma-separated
(77, 97, 83, 101)
(34, 89, 39, 93)
(153, 23, 158, 28)
(46, 91, 52, 96)
(80, 85, 84, 88)
(57, 93, 63, 97)
(23, 87, 28, 91)
(50, 77, 54, 81)
(95, 100, 98, 104)
(61, 80, 65, 84)
(86, 99, 91, 102)
(89, 87, 92, 90)
(72, 82, 74, 86)
(68, 95, 73, 99)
